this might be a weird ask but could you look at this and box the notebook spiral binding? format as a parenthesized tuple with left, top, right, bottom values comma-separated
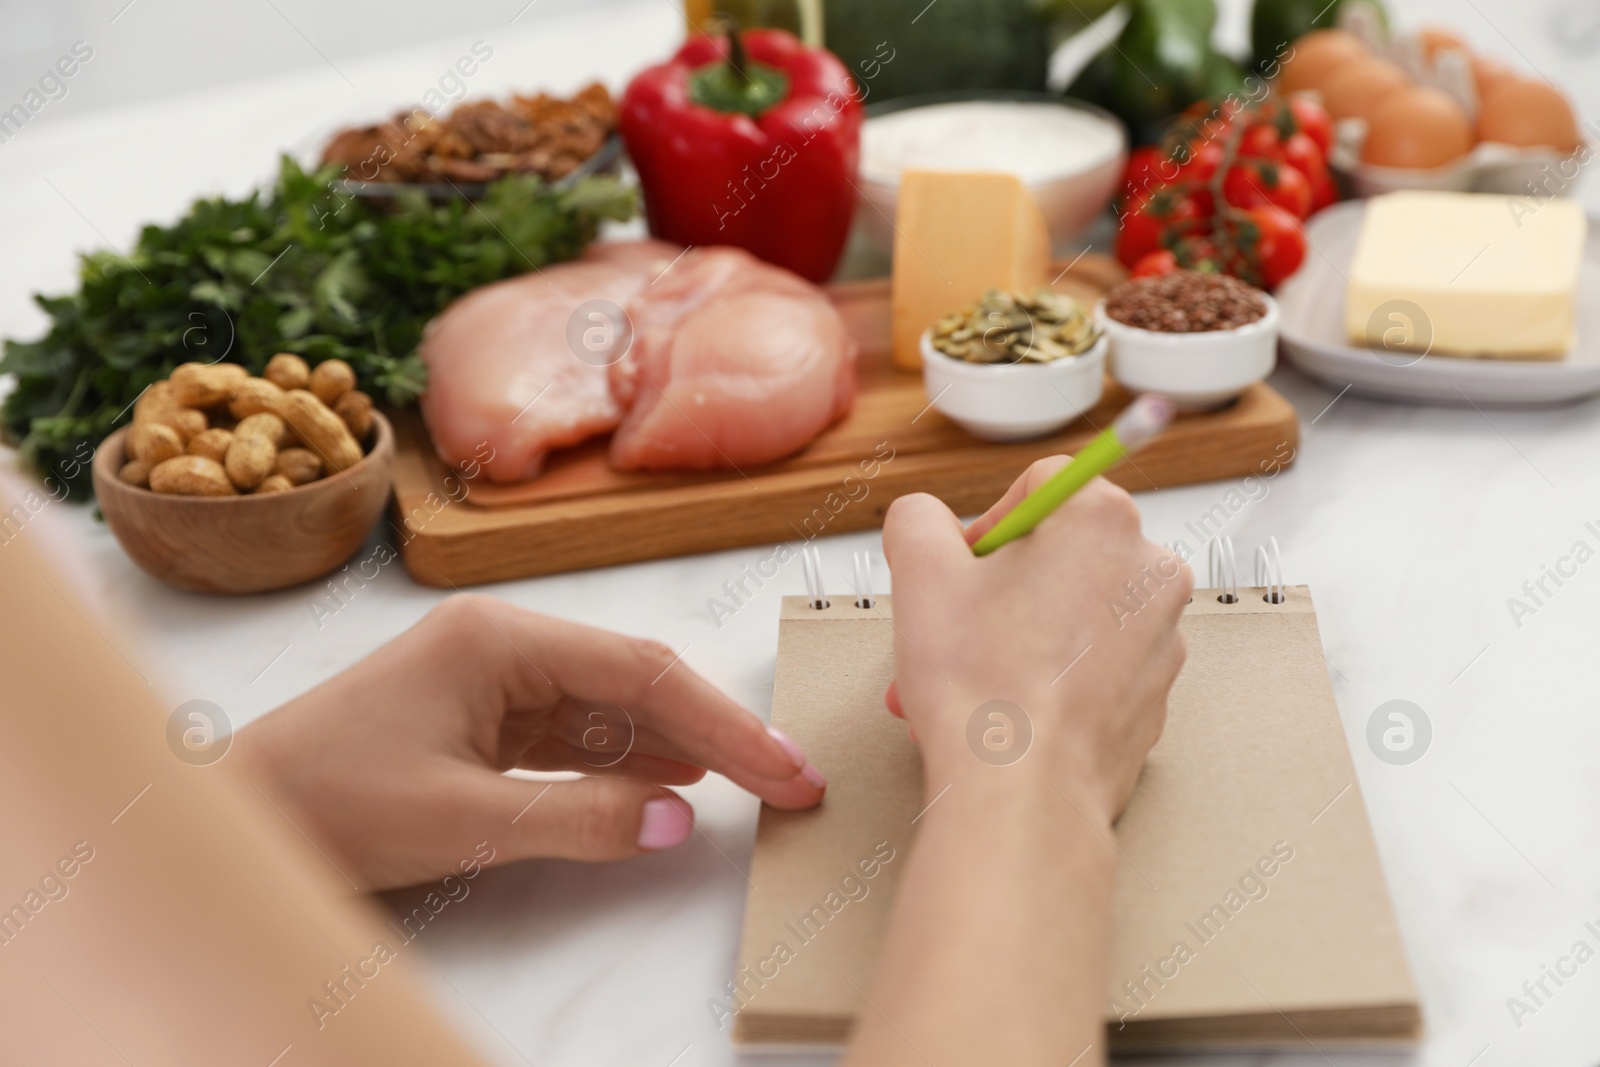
(1256, 537, 1285, 604)
(801, 545, 829, 610)
(851, 550, 876, 609)
(806, 541, 1278, 611)
(1207, 535, 1286, 605)
(802, 547, 879, 610)
(1209, 536, 1239, 604)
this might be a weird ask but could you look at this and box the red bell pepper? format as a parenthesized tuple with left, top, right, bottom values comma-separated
(620, 28, 861, 283)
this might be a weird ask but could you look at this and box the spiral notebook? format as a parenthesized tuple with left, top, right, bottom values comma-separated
(730, 544, 1421, 1051)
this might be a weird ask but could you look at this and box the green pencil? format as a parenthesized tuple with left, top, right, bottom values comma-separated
(971, 394, 1177, 557)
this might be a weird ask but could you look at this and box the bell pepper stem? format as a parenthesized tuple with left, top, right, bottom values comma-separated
(721, 18, 752, 86)
(688, 17, 791, 118)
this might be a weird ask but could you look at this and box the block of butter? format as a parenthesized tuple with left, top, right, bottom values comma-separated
(890, 170, 1050, 369)
(1344, 191, 1587, 360)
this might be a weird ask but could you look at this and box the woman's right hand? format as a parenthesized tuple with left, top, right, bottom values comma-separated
(881, 457, 1191, 826)
(846, 462, 1194, 1067)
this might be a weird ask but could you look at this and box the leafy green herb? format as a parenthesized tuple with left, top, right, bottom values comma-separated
(2, 156, 637, 499)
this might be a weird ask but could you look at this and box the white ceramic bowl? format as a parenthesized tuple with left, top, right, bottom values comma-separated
(1096, 295, 1279, 410)
(856, 94, 1127, 254)
(919, 331, 1107, 441)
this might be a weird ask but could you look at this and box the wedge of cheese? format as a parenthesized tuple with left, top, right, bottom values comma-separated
(890, 171, 1051, 369)
(1344, 191, 1586, 360)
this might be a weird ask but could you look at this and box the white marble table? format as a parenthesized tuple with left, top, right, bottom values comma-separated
(4, 2, 1600, 1065)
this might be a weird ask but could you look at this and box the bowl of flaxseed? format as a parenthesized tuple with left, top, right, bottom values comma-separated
(1096, 270, 1278, 410)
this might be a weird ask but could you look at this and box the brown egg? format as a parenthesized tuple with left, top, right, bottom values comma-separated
(1275, 29, 1370, 96)
(1417, 26, 1469, 61)
(1322, 57, 1412, 123)
(1478, 77, 1582, 151)
(1362, 85, 1475, 168)
(1470, 54, 1517, 100)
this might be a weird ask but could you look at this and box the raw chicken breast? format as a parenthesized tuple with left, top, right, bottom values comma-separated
(422, 241, 855, 482)
(608, 248, 857, 471)
(420, 255, 654, 483)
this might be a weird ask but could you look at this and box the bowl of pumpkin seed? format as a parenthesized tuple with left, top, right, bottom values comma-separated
(919, 288, 1107, 442)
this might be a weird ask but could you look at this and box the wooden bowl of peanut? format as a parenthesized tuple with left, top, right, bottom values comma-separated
(92, 355, 394, 594)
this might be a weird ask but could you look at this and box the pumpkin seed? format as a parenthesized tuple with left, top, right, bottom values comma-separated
(928, 288, 1101, 365)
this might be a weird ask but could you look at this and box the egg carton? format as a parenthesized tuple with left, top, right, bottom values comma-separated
(1330, 135, 1590, 199)
(1320, 6, 1591, 199)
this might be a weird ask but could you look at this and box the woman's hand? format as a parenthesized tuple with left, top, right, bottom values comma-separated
(846, 461, 1191, 1067)
(883, 457, 1191, 825)
(235, 595, 825, 891)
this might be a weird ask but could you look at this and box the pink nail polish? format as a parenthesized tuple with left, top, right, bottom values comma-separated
(767, 726, 808, 772)
(637, 796, 694, 850)
(801, 763, 827, 789)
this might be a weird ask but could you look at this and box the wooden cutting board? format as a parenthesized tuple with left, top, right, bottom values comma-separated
(389, 255, 1299, 586)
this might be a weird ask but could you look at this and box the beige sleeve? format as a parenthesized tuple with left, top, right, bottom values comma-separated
(0, 515, 490, 1066)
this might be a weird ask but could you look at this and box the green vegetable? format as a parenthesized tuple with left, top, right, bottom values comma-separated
(1109, 0, 1215, 131)
(1, 157, 636, 500)
(1063, 0, 1242, 144)
(823, 0, 1052, 103)
(1201, 49, 1249, 99)
(1064, 39, 1117, 106)
(1031, 0, 1123, 34)
(1249, 0, 1387, 72)
(1142, 0, 1217, 36)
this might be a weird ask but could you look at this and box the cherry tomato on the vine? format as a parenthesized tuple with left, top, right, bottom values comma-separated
(1114, 187, 1211, 268)
(1238, 123, 1285, 162)
(1178, 96, 1243, 136)
(1130, 249, 1179, 279)
(1238, 205, 1307, 288)
(1122, 145, 1167, 200)
(1222, 159, 1312, 219)
(1287, 93, 1335, 156)
(1309, 169, 1340, 213)
(1119, 94, 1328, 288)
(1171, 138, 1225, 185)
(1281, 132, 1327, 186)
(1173, 234, 1223, 273)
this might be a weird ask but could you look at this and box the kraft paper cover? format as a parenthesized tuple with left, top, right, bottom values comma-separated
(731, 590, 1420, 1049)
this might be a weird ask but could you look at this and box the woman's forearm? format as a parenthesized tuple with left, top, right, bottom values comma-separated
(860, 465, 1189, 1066)
(842, 765, 1118, 1067)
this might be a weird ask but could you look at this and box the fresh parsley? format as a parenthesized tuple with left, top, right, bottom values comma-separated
(2, 156, 637, 499)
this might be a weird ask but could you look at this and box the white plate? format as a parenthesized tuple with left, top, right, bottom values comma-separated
(1275, 201, 1600, 407)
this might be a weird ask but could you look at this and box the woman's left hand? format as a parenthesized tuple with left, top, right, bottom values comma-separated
(235, 595, 825, 891)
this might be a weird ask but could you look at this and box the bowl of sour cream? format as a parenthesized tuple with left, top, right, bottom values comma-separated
(856, 92, 1127, 253)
